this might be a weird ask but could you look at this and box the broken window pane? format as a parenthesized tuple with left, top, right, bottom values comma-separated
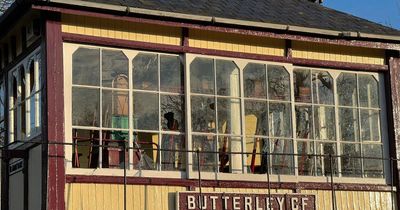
(161, 95, 185, 132)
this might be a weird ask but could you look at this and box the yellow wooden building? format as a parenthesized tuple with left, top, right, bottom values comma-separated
(1, 0, 400, 209)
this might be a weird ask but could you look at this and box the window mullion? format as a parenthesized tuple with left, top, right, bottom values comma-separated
(290, 67, 298, 176)
(157, 54, 162, 171)
(184, 54, 193, 178)
(333, 74, 342, 177)
(99, 49, 103, 169)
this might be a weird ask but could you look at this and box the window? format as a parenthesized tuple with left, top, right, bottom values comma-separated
(8, 48, 42, 143)
(65, 44, 387, 181)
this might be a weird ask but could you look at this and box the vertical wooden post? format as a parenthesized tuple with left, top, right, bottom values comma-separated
(45, 12, 65, 210)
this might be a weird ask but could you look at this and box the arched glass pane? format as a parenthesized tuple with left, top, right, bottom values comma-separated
(72, 48, 100, 86)
(268, 65, 290, 101)
(132, 53, 158, 90)
(190, 57, 214, 94)
(216, 60, 239, 97)
(102, 50, 128, 88)
(337, 73, 357, 106)
(160, 55, 183, 93)
(294, 69, 311, 103)
(358, 75, 379, 108)
(312, 71, 333, 105)
(244, 63, 266, 98)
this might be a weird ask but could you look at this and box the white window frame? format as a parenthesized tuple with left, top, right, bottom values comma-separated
(64, 43, 389, 184)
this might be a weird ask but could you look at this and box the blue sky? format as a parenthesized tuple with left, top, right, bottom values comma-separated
(323, 0, 400, 30)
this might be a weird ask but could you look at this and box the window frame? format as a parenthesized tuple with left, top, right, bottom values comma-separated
(64, 43, 389, 184)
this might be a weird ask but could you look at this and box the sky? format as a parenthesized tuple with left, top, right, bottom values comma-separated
(323, 0, 400, 30)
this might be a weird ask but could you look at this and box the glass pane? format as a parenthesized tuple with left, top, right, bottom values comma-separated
(72, 48, 100, 86)
(312, 71, 333, 104)
(161, 95, 185, 132)
(314, 106, 335, 140)
(72, 87, 99, 126)
(363, 144, 383, 178)
(132, 53, 158, 90)
(133, 132, 159, 170)
(102, 90, 129, 129)
(72, 129, 100, 168)
(29, 61, 35, 93)
(360, 109, 380, 141)
(192, 135, 217, 172)
(316, 142, 337, 176)
(297, 141, 315, 176)
(160, 55, 183, 93)
(217, 98, 241, 135)
(337, 73, 357, 106)
(191, 96, 215, 133)
(294, 69, 311, 103)
(295, 106, 313, 139)
(271, 139, 293, 175)
(244, 100, 268, 136)
(102, 50, 128, 88)
(243, 63, 266, 98)
(339, 108, 359, 142)
(133, 92, 158, 130)
(101, 130, 129, 169)
(268, 65, 290, 101)
(269, 103, 291, 137)
(216, 60, 240, 96)
(244, 137, 269, 174)
(190, 57, 214, 94)
(341, 143, 362, 177)
(218, 136, 242, 173)
(29, 95, 36, 133)
(20, 66, 25, 100)
(358, 75, 379, 108)
(0, 81, 5, 120)
(161, 134, 186, 171)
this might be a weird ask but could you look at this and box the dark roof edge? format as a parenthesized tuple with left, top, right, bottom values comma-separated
(40, 0, 400, 43)
(0, 0, 32, 38)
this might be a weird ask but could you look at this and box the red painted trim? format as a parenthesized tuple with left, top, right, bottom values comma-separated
(65, 175, 393, 192)
(62, 33, 389, 72)
(32, 4, 400, 50)
(46, 14, 65, 210)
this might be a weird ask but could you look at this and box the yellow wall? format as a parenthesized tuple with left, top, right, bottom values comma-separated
(292, 41, 386, 65)
(65, 183, 395, 210)
(61, 14, 181, 46)
(189, 29, 286, 57)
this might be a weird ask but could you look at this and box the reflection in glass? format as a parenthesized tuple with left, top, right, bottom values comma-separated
(192, 135, 216, 172)
(218, 136, 242, 173)
(269, 103, 291, 137)
(316, 143, 337, 176)
(133, 92, 158, 130)
(0, 81, 4, 120)
(268, 65, 290, 101)
(314, 106, 335, 140)
(217, 98, 241, 135)
(161, 95, 185, 132)
(244, 100, 268, 136)
(243, 63, 266, 98)
(132, 53, 158, 90)
(160, 55, 183, 93)
(360, 110, 380, 141)
(245, 137, 269, 174)
(72, 87, 99, 126)
(102, 90, 129, 129)
(102, 130, 129, 169)
(133, 132, 159, 170)
(73, 48, 100, 86)
(341, 143, 362, 177)
(363, 144, 383, 178)
(295, 106, 313, 139)
(271, 139, 293, 175)
(20, 67, 26, 138)
(161, 134, 185, 171)
(297, 141, 314, 176)
(339, 108, 359, 141)
(312, 71, 333, 104)
(190, 58, 214, 94)
(191, 96, 215, 133)
(294, 69, 311, 103)
(216, 60, 240, 96)
(358, 75, 379, 108)
(337, 73, 357, 106)
(102, 50, 128, 88)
